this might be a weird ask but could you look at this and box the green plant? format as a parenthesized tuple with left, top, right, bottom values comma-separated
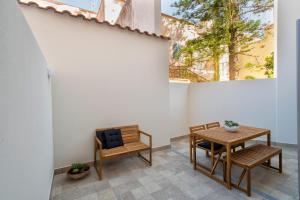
(71, 163, 89, 174)
(245, 75, 256, 80)
(243, 52, 274, 79)
(225, 120, 239, 127)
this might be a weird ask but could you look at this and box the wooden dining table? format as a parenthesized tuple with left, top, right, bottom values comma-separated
(192, 125, 271, 189)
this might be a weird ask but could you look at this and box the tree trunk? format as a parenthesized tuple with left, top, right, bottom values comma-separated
(228, 0, 238, 80)
(228, 40, 237, 80)
(213, 57, 220, 81)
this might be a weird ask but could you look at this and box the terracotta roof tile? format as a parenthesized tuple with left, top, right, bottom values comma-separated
(18, 0, 170, 40)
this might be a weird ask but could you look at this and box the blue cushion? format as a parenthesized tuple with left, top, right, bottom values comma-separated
(197, 141, 223, 150)
(104, 129, 124, 149)
(96, 130, 108, 149)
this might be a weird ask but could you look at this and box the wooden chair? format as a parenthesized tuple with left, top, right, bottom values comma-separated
(190, 122, 244, 175)
(189, 125, 206, 163)
(190, 123, 224, 174)
(94, 125, 152, 180)
(223, 144, 282, 196)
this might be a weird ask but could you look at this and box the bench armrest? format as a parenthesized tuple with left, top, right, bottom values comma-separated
(95, 137, 103, 150)
(139, 130, 152, 148)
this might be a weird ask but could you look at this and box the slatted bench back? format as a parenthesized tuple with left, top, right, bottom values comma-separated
(96, 125, 140, 144)
(206, 122, 220, 129)
(190, 125, 206, 134)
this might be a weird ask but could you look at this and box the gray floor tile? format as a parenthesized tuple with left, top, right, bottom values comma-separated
(51, 138, 299, 200)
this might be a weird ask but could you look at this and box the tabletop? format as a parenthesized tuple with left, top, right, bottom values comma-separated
(193, 125, 270, 146)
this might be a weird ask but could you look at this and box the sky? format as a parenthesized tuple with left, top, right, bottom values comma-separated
(58, 0, 100, 12)
(161, 0, 177, 16)
(57, 0, 274, 24)
(161, 0, 274, 24)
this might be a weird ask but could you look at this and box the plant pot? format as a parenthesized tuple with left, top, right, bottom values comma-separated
(67, 166, 90, 180)
(224, 125, 239, 132)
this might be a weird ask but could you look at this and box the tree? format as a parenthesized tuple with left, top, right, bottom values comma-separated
(263, 52, 274, 78)
(183, 21, 226, 81)
(172, 0, 273, 80)
(245, 52, 274, 78)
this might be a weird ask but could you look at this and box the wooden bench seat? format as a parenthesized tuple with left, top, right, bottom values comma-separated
(101, 142, 150, 158)
(94, 125, 152, 180)
(224, 144, 282, 196)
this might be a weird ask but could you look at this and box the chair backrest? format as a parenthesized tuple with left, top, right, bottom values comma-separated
(189, 125, 206, 134)
(96, 125, 139, 144)
(206, 122, 220, 129)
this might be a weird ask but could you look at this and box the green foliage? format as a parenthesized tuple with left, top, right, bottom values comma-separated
(245, 75, 256, 80)
(172, 0, 274, 80)
(71, 163, 88, 174)
(263, 52, 274, 78)
(225, 120, 239, 127)
(244, 63, 256, 69)
(243, 52, 274, 78)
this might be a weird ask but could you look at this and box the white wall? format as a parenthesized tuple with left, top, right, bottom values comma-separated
(132, 0, 156, 33)
(169, 83, 189, 138)
(276, 0, 300, 144)
(21, 5, 170, 168)
(0, 1, 53, 200)
(188, 80, 277, 141)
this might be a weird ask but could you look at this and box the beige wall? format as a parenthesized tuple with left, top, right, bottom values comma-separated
(0, 1, 53, 199)
(238, 26, 274, 80)
(21, 5, 170, 169)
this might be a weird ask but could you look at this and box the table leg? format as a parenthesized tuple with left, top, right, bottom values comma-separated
(226, 144, 232, 189)
(193, 134, 196, 170)
(267, 132, 271, 166)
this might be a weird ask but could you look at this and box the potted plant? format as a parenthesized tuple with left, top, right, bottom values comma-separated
(224, 120, 240, 132)
(67, 163, 90, 180)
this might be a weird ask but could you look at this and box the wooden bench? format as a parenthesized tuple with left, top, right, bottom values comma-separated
(94, 125, 152, 180)
(223, 144, 282, 196)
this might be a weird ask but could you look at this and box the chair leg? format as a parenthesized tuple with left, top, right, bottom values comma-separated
(206, 150, 209, 157)
(193, 137, 197, 170)
(223, 160, 226, 182)
(242, 142, 245, 149)
(210, 151, 222, 175)
(149, 148, 152, 166)
(210, 142, 214, 169)
(246, 169, 251, 197)
(138, 151, 152, 166)
(94, 142, 103, 180)
(94, 150, 103, 180)
(237, 169, 247, 187)
(94, 141, 97, 166)
(190, 135, 193, 163)
(279, 152, 282, 173)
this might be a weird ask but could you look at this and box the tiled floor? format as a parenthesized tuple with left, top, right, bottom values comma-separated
(51, 138, 298, 200)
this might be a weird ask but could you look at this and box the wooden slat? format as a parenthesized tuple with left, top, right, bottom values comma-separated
(206, 122, 220, 129)
(230, 144, 282, 168)
(122, 134, 139, 143)
(102, 142, 150, 158)
(190, 124, 206, 133)
(96, 125, 139, 132)
(96, 125, 139, 144)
